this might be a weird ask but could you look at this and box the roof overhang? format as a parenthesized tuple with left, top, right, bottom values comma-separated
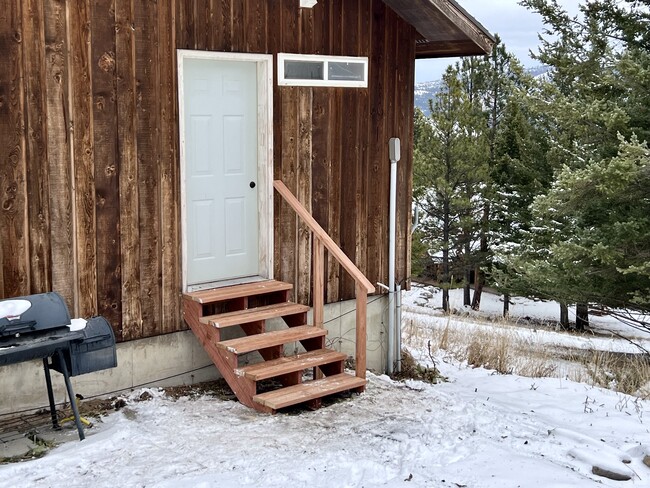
(383, 0, 495, 59)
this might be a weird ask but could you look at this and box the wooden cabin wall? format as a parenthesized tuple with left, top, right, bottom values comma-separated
(0, 0, 415, 341)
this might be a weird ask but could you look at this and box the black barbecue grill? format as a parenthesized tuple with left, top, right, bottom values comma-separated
(0, 292, 117, 440)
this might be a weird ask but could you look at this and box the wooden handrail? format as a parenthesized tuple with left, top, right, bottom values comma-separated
(274, 179, 373, 380)
(274, 181, 375, 293)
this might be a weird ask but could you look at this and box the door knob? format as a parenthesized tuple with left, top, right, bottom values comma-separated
(249, 181, 256, 188)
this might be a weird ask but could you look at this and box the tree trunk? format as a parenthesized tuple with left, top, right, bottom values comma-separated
(471, 201, 490, 310)
(442, 195, 450, 312)
(463, 260, 471, 306)
(471, 265, 484, 310)
(576, 303, 589, 331)
(503, 292, 510, 318)
(559, 302, 569, 329)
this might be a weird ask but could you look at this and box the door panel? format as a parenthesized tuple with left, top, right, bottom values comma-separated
(183, 58, 259, 287)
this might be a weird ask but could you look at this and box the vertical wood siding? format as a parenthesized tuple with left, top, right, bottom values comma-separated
(0, 0, 415, 341)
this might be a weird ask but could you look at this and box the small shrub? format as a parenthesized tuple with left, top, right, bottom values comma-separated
(393, 349, 446, 384)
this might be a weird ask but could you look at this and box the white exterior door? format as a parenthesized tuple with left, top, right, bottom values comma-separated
(179, 52, 273, 291)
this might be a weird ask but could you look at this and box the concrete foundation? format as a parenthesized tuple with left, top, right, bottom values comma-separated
(0, 296, 388, 416)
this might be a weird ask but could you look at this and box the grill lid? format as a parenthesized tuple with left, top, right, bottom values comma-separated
(0, 292, 71, 338)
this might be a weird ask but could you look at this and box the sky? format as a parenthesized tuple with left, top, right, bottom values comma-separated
(415, 0, 583, 83)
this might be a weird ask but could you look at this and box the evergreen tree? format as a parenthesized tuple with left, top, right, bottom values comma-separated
(413, 67, 488, 311)
(507, 0, 650, 327)
(509, 137, 650, 318)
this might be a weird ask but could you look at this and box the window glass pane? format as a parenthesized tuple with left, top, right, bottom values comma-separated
(284, 60, 324, 80)
(328, 62, 365, 82)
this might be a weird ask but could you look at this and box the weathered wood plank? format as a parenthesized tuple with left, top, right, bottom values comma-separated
(268, 0, 282, 290)
(279, 86, 298, 301)
(296, 87, 312, 305)
(245, 0, 267, 53)
(185, 279, 292, 304)
(312, 239, 324, 327)
(356, 0, 371, 289)
(355, 282, 367, 378)
(22, 0, 51, 295)
(397, 17, 416, 288)
(68, 0, 98, 317)
(115, 0, 142, 340)
(231, 0, 244, 51)
(159, 0, 181, 333)
(193, 0, 207, 50)
(91, 0, 121, 331)
(0, 0, 29, 298)
(365, 0, 388, 291)
(176, 0, 194, 50)
(339, 3, 361, 299)
(236, 348, 346, 381)
(44, 0, 74, 310)
(202, 302, 310, 329)
(135, 0, 161, 338)
(253, 373, 366, 410)
(217, 325, 326, 355)
(326, 0, 343, 302)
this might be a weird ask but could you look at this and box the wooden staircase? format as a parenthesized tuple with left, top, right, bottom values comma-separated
(183, 180, 375, 413)
(182, 280, 367, 413)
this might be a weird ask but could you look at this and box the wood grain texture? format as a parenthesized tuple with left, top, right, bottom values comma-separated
(325, 0, 343, 303)
(339, 2, 360, 299)
(91, 0, 121, 331)
(159, 0, 181, 333)
(44, 0, 74, 310)
(68, 0, 98, 317)
(0, 0, 29, 298)
(115, 0, 142, 340)
(22, 0, 51, 295)
(1, 0, 422, 341)
(295, 87, 312, 304)
(134, 0, 161, 338)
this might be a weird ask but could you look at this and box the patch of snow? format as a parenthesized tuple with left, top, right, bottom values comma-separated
(67, 318, 87, 332)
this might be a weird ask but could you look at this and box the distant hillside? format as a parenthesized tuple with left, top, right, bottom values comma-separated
(414, 65, 550, 115)
(414, 79, 444, 115)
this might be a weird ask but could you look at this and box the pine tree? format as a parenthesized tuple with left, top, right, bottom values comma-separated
(413, 67, 488, 311)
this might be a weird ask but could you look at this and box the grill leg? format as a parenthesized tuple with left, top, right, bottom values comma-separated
(42, 358, 60, 430)
(56, 350, 85, 441)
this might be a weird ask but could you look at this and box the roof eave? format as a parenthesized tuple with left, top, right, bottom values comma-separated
(384, 0, 495, 58)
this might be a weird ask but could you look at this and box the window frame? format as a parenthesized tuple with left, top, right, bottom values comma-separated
(277, 53, 369, 88)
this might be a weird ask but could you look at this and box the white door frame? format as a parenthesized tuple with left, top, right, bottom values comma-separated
(177, 50, 274, 292)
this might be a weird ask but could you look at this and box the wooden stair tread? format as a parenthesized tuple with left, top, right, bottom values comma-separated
(201, 302, 309, 328)
(184, 280, 293, 304)
(253, 373, 367, 410)
(235, 349, 347, 380)
(216, 325, 326, 355)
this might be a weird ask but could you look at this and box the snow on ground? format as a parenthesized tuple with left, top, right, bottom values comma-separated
(1, 286, 649, 487)
(405, 284, 650, 352)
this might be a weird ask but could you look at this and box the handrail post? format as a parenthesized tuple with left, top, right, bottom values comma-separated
(312, 238, 324, 328)
(355, 282, 367, 379)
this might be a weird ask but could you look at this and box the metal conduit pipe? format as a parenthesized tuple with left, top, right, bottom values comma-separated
(387, 138, 400, 375)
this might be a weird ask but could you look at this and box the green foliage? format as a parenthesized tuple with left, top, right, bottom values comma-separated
(511, 137, 650, 309)
(413, 66, 489, 304)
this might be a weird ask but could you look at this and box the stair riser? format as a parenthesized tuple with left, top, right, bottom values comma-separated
(282, 313, 307, 328)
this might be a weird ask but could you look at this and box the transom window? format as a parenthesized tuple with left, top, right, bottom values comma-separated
(278, 53, 368, 88)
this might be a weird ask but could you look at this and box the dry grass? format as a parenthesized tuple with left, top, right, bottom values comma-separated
(403, 314, 650, 398)
(392, 349, 446, 384)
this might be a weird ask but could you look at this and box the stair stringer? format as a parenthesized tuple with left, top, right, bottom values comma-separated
(182, 298, 273, 412)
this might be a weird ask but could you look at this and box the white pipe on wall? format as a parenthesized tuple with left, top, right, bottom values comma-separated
(387, 138, 400, 375)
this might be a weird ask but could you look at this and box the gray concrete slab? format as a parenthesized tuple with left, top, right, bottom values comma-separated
(1, 432, 37, 459)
